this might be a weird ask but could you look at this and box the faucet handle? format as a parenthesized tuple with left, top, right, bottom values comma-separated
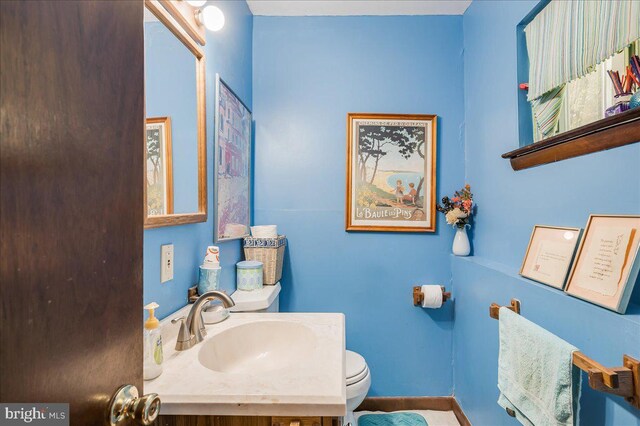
(171, 316, 194, 351)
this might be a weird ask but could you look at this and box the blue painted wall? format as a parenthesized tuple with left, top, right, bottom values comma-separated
(144, 0, 253, 320)
(454, 1, 640, 424)
(462, 0, 640, 272)
(452, 258, 640, 425)
(145, 22, 199, 214)
(252, 16, 465, 396)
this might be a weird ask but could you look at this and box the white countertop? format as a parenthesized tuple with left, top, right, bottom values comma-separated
(145, 305, 346, 416)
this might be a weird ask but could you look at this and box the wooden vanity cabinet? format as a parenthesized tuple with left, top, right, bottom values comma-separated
(155, 415, 341, 426)
(272, 416, 342, 426)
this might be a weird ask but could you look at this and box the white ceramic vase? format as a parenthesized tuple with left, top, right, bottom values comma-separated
(452, 227, 470, 256)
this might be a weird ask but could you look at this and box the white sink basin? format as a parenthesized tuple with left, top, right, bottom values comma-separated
(146, 311, 346, 416)
(198, 320, 317, 374)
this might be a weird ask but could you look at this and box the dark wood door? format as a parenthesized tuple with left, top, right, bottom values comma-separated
(1, 1, 144, 424)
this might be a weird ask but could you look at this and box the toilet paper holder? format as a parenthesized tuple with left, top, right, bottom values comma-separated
(413, 285, 450, 306)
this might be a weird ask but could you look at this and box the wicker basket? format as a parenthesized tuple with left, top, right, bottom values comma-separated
(243, 235, 286, 285)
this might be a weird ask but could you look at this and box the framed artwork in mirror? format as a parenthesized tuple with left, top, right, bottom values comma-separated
(146, 117, 173, 216)
(519, 225, 582, 289)
(214, 75, 252, 242)
(346, 113, 437, 233)
(565, 215, 640, 314)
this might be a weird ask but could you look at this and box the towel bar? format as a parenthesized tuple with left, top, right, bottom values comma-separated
(413, 286, 450, 306)
(489, 300, 640, 409)
(489, 298, 520, 318)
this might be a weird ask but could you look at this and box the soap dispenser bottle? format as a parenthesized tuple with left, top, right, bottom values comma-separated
(143, 302, 163, 380)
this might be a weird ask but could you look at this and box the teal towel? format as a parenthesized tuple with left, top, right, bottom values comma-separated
(498, 307, 581, 426)
(358, 413, 427, 426)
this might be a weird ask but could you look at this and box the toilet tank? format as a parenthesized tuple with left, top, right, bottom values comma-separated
(229, 282, 281, 313)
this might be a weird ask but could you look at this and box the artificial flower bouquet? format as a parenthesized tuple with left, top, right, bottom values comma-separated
(437, 184, 474, 228)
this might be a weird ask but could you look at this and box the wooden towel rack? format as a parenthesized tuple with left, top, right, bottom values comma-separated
(490, 299, 640, 409)
(489, 298, 520, 318)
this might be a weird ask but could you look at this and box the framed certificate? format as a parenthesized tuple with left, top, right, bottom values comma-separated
(520, 225, 582, 289)
(565, 215, 640, 314)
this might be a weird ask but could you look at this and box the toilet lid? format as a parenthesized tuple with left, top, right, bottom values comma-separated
(346, 350, 368, 386)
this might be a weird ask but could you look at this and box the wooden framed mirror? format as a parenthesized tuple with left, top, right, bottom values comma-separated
(143, 0, 206, 228)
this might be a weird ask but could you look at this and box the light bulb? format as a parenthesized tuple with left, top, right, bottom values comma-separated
(186, 0, 207, 7)
(200, 5, 225, 31)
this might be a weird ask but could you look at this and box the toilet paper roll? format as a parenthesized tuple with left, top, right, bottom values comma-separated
(421, 285, 443, 309)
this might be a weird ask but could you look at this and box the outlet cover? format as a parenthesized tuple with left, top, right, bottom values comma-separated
(161, 244, 174, 283)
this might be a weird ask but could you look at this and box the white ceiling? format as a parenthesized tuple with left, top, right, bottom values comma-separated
(247, 0, 472, 16)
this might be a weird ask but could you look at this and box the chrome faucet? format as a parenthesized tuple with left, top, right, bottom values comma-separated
(171, 290, 235, 351)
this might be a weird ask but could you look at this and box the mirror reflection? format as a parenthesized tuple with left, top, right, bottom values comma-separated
(144, 7, 199, 217)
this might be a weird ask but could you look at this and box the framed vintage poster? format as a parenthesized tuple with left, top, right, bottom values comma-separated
(346, 113, 437, 232)
(520, 225, 582, 289)
(565, 215, 640, 314)
(145, 117, 173, 216)
(214, 75, 252, 242)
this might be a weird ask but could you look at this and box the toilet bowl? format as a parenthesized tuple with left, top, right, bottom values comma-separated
(345, 350, 371, 424)
(230, 284, 371, 422)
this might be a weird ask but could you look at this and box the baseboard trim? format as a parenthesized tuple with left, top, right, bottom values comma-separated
(356, 397, 470, 426)
(450, 398, 471, 426)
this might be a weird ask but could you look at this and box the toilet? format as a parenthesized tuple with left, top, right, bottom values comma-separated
(230, 283, 371, 423)
(344, 350, 371, 425)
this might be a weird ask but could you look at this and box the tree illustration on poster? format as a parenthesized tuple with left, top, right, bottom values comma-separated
(357, 125, 427, 196)
(145, 117, 173, 217)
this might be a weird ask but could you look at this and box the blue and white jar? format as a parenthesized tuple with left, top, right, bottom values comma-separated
(236, 261, 263, 291)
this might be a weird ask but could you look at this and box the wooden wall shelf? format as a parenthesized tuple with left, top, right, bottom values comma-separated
(502, 108, 640, 171)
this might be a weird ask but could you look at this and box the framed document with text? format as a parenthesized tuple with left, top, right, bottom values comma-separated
(520, 225, 582, 289)
(565, 215, 640, 314)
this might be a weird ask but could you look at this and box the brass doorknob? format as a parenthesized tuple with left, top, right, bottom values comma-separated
(107, 384, 160, 425)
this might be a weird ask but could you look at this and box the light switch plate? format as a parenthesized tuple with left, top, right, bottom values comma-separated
(161, 244, 174, 283)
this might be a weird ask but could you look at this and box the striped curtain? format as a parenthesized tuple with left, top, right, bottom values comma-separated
(531, 84, 566, 140)
(526, 0, 640, 101)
